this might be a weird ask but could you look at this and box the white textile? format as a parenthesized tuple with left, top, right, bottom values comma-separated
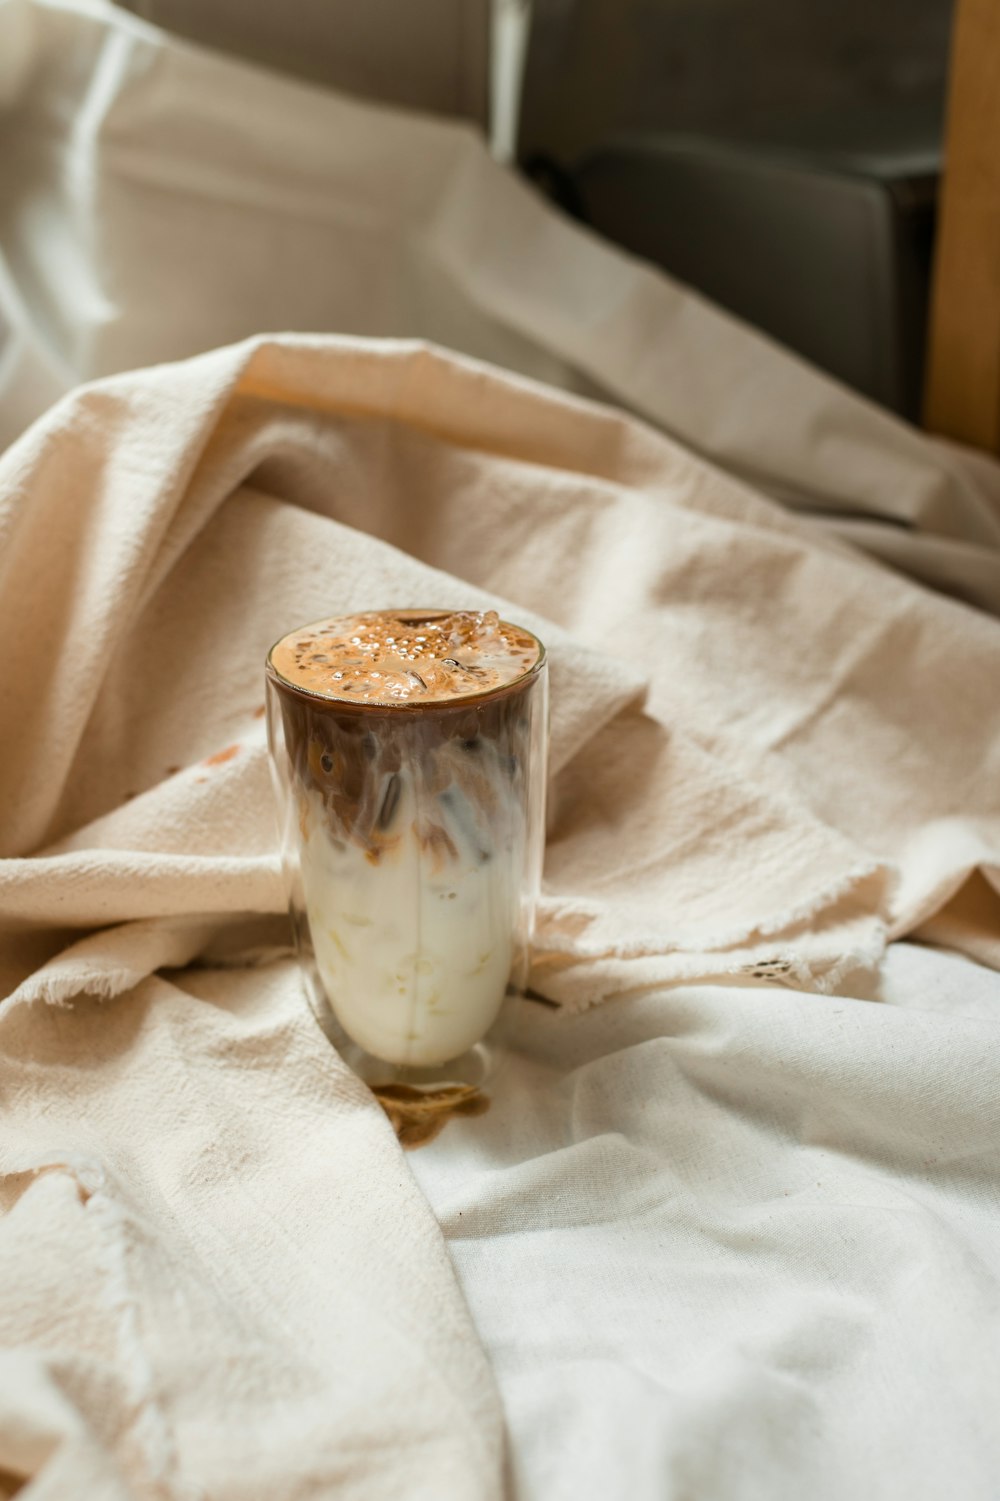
(414, 942, 1000, 1501)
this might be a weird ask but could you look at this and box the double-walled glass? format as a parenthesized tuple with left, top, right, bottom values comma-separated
(266, 610, 548, 1089)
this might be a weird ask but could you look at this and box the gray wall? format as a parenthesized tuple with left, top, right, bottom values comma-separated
(520, 0, 953, 162)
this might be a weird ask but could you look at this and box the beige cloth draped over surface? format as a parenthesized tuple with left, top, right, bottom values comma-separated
(3, 333, 999, 1016)
(2, 6, 1000, 1497)
(3, 334, 990, 1494)
(2, 332, 999, 1496)
(4, 0, 1000, 619)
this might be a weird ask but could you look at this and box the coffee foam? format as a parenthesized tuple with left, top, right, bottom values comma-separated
(269, 609, 542, 706)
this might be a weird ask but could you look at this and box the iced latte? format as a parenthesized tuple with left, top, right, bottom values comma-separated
(266, 610, 548, 1081)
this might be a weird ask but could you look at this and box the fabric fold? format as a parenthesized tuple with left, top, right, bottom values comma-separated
(5, 0, 1000, 619)
(0, 963, 506, 1499)
(3, 333, 998, 1008)
(0, 11, 998, 1497)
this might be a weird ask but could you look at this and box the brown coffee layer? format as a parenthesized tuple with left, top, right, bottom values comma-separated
(271, 671, 537, 865)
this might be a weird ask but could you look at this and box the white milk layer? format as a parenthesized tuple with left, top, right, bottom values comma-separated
(298, 774, 522, 1067)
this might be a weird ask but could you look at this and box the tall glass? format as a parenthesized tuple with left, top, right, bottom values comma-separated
(266, 609, 548, 1090)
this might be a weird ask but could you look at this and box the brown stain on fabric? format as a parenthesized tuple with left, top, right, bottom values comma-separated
(0, 1463, 28, 1496)
(204, 743, 240, 767)
(372, 1083, 490, 1148)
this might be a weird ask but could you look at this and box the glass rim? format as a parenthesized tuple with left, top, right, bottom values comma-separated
(265, 607, 547, 713)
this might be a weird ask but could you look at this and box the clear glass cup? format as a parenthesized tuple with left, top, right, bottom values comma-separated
(265, 609, 548, 1091)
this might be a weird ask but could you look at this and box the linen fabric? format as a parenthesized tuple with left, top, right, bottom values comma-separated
(3, 0, 1000, 618)
(413, 940, 1000, 1501)
(2, 5, 1000, 1498)
(1, 331, 1000, 1497)
(0, 964, 505, 1500)
(3, 334, 999, 1014)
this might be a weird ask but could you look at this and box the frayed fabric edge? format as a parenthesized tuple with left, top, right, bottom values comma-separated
(0, 966, 133, 1017)
(0, 915, 225, 1018)
(536, 855, 891, 964)
(538, 920, 889, 1014)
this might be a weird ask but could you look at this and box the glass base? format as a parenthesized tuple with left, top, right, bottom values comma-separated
(301, 968, 508, 1092)
(339, 1037, 495, 1091)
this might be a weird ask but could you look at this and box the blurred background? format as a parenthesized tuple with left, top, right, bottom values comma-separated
(118, 0, 953, 422)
